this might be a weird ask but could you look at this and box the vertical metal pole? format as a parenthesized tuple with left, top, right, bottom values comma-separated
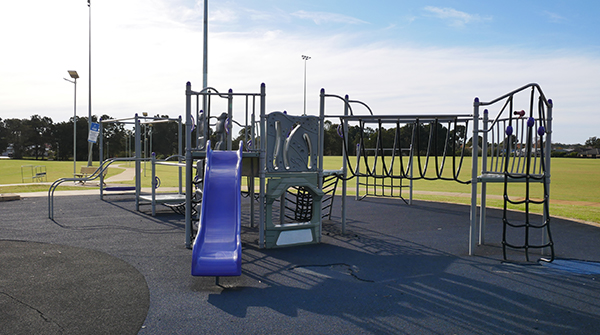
(203, 0, 208, 90)
(199, 0, 208, 146)
(250, 97, 256, 227)
(99, 121, 103, 163)
(73, 78, 77, 178)
(185, 82, 193, 249)
(409, 144, 413, 205)
(178, 116, 183, 194)
(302, 58, 306, 115)
(149, 125, 153, 160)
(143, 123, 147, 177)
(303, 57, 308, 115)
(543, 99, 553, 253)
(479, 109, 489, 244)
(341, 94, 349, 234)
(355, 143, 360, 200)
(87, 0, 93, 167)
(227, 89, 233, 150)
(470, 98, 480, 255)
(302, 55, 311, 115)
(259, 83, 266, 248)
(126, 131, 129, 158)
(151, 152, 156, 216)
(99, 121, 104, 199)
(135, 114, 141, 211)
(317, 88, 325, 238)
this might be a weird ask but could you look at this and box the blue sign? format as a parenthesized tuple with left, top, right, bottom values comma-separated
(88, 122, 100, 143)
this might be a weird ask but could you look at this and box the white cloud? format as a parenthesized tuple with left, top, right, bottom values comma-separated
(423, 6, 491, 27)
(542, 10, 567, 23)
(291, 10, 368, 25)
(210, 7, 239, 24)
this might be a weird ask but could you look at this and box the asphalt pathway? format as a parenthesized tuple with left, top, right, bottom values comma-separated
(1, 192, 600, 334)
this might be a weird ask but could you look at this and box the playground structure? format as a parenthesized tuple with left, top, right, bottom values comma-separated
(183, 81, 553, 277)
(21, 164, 47, 183)
(472, 86, 553, 261)
(98, 114, 185, 214)
(48, 81, 554, 277)
(329, 83, 553, 260)
(48, 114, 186, 218)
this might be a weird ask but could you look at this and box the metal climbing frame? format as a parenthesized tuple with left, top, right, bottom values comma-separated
(320, 84, 553, 259)
(319, 89, 473, 235)
(471, 83, 553, 261)
(355, 146, 412, 204)
(185, 82, 264, 249)
(98, 115, 184, 210)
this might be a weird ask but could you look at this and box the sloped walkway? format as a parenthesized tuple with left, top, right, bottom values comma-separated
(105, 163, 136, 183)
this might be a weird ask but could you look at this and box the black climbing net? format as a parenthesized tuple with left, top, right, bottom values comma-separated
(338, 116, 472, 184)
(501, 93, 554, 262)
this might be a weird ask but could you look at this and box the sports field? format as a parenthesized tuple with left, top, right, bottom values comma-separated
(1, 157, 598, 224)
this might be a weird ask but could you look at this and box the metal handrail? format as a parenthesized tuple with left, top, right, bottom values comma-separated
(48, 157, 146, 219)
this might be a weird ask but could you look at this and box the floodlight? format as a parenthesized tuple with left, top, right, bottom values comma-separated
(68, 70, 79, 79)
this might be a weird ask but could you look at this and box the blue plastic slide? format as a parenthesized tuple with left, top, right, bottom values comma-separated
(191, 143, 243, 276)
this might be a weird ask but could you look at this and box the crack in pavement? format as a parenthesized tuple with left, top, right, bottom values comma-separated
(0, 290, 64, 331)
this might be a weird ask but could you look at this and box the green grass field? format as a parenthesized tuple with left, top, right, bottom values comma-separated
(1, 157, 599, 224)
(0, 159, 183, 191)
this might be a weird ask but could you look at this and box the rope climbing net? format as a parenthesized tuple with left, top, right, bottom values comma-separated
(475, 83, 554, 262)
(338, 115, 473, 184)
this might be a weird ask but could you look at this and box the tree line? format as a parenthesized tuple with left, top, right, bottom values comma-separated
(2, 114, 598, 161)
(0, 114, 180, 160)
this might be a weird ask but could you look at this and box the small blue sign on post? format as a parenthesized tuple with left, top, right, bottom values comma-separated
(88, 122, 100, 143)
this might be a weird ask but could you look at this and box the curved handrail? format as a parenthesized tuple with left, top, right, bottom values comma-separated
(322, 93, 374, 116)
(477, 83, 550, 107)
(477, 83, 552, 133)
(48, 157, 146, 219)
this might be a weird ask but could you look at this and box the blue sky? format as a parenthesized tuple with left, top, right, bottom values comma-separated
(1, 0, 599, 144)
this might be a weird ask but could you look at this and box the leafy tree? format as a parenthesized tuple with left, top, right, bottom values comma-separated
(144, 115, 181, 159)
(585, 136, 600, 148)
(0, 118, 7, 154)
(53, 120, 73, 161)
(323, 120, 342, 156)
(99, 115, 126, 159)
(4, 118, 25, 158)
(22, 115, 53, 159)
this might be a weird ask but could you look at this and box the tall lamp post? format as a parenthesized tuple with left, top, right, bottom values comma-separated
(64, 70, 79, 178)
(302, 55, 311, 115)
(87, 0, 93, 166)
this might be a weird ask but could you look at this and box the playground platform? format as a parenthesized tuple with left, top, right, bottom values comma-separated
(2, 192, 600, 334)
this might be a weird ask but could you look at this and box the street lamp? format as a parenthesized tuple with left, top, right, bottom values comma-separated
(302, 55, 311, 115)
(64, 70, 79, 178)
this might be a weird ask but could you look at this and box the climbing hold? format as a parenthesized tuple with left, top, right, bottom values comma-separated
(538, 126, 545, 137)
(337, 124, 343, 138)
(514, 110, 525, 118)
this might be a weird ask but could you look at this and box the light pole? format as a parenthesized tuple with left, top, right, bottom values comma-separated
(87, 0, 93, 166)
(64, 70, 79, 178)
(198, 0, 208, 147)
(302, 55, 311, 115)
